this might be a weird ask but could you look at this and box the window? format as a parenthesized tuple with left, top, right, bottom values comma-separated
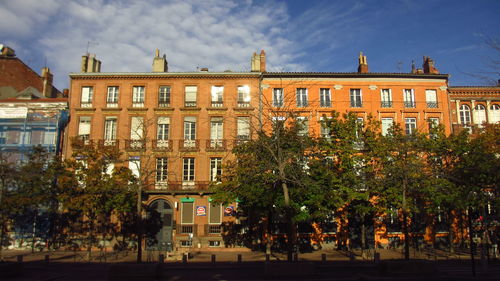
(380, 89, 392, 107)
(104, 117, 117, 143)
(104, 163, 114, 176)
(181, 202, 194, 224)
(132, 86, 145, 107)
(184, 117, 196, 147)
(425, 90, 438, 108)
(128, 157, 140, 179)
(474, 104, 487, 126)
(78, 117, 91, 141)
(273, 88, 284, 107)
(107, 86, 119, 106)
(405, 118, 417, 135)
(156, 157, 168, 183)
(183, 158, 195, 182)
(297, 117, 308, 136)
(210, 158, 222, 182)
(350, 89, 362, 107)
(355, 117, 364, 139)
(491, 104, 500, 123)
(320, 117, 331, 139)
(319, 88, 331, 107)
(237, 85, 250, 107)
(185, 86, 197, 107)
(81, 86, 93, 107)
(211, 86, 224, 107)
(158, 86, 170, 107)
(209, 240, 221, 247)
(210, 117, 223, 147)
(157, 117, 170, 141)
(428, 118, 439, 136)
(296, 88, 308, 107)
(381, 118, 393, 136)
(236, 117, 250, 140)
(180, 240, 193, 247)
(459, 104, 471, 125)
(404, 89, 415, 108)
(130, 116, 144, 140)
(209, 203, 222, 224)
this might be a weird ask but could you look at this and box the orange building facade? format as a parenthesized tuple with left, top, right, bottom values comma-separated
(65, 51, 264, 251)
(65, 50, 457, 251)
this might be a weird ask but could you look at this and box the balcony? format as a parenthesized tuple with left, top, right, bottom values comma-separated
(426, 102, 439, 108)
(106, 102, 118, 108)
(80, 102, 93, 108)
(233, 138, 250, 146)
(98, 139, 119, 148)
(71, 136, 93, 149)
(158, 102, 170, 108)
(206, 224, 222, 235)
(350, 102, 362, 108)
(125, 139, 146, 151)
(179, 139, 199, 152)
(211, 101, 224, 108)
(206, 139, 227, 151)
(404, 101, 416, 108)
(237, 101, 251, 108)
(155, 181, 168, 189)
(132, 102, 144, 108)
(381, 101, 393, 108)
(152, 139, 172, 151)
(184, 101, 197, 107)
(177, 224, 198, 235)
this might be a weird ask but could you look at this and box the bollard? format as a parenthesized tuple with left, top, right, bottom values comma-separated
(45, 254, 50, 263)
(159, 254, 164, 263)
(182, 253, 187, 263)
(293, 253, 298, 262)
(321, 253, 326, 263)
(265, 254, 270, 262)
(237, 254, 242, 263)
(17, 255, 23, 262)
(374, 252, 380, 262)
(211, 254, 216, 265)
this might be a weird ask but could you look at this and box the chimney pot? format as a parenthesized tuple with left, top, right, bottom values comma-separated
(200, 67, 209, 72)
(357, 51, 369, 73)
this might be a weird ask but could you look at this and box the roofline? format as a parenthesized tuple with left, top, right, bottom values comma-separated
(69, 72, 263, 79)
(0, 98, 68, 103)
(263, 72, 449, 80)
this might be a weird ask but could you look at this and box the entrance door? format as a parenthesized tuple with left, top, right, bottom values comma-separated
(148, 199, 173, 251)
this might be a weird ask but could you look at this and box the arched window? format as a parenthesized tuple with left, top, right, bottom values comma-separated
(490, 104, 500, 123)
(459, 104, 471, 124)
(474, 104, 487, 126)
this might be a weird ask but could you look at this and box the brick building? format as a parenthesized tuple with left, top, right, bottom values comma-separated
(0, 44, 68, 163)
(65, 50, 264, 250)
(448, 84, 500, 134)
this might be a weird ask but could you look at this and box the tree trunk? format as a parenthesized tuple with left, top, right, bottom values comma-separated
(402, 177, 410, 260)
(136, 186, 143, 263)
(361, 221, 366, 259)
(467, 207, 476, 277)
(281, 180, 296, 261)
(449, 210, 455, 253)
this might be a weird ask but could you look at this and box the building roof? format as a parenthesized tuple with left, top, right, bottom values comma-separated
(69, 72, 262, 79)
(263, 72, 449, 80)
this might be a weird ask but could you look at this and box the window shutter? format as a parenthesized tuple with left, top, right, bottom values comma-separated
(78, 117, 90, 135)
(185, 86, 197, 102)
(182, 202, 194, 224)
(426, 90, 437, 102)
(130, 117, 143, 140)
(209, 203, 221, 224)
(158, 116, 170, 124)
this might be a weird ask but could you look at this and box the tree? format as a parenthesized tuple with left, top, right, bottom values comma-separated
(0, 151, 20, 261)
(59, 143, 137, 261)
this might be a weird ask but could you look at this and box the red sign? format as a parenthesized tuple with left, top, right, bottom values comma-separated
(196, 206, 206, 216)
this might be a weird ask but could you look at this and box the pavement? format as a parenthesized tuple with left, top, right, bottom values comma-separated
(0, 248, 499, 281)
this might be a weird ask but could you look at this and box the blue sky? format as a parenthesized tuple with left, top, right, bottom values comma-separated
(1, 0, 499, 90)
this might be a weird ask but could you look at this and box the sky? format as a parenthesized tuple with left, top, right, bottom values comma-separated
(1, 0, 499, 90)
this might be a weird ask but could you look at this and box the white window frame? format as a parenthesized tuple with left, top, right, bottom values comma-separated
(236, 117, 250, 140)
(183, 157, 195, 182)
(156, 157, 168, 183)
(158, 86, 171, 107)
(78, 116, 91, 141)
(211, 86, 224, 107)
(405, 117, 417, 135)
(319, 88, 331, 107)
(157, 117, 170, 141)
(185, 86, 197, 107)
(459, 104, 471, 125)
(296, 88, 308, 107)
(381, 118, 393, 136)
(132, 86, 145, 107)
(297, 116, 308, 136)
(350, 89, 362, 107)
(425, 90, 438, 108)
(81, 86, 93, 107)
(210, 157, 222, 182)
(106, 86, 119, 106)
(210, 117, 223, 147)
(183, 117, 196, 147)
(273, 88, 284, 107)
(474, 104, 487, 126)
(381, 89, 392, 107)
(104, 117, 117, 141)
(237, 85, 250, 106)
(404, 89, 415, 108)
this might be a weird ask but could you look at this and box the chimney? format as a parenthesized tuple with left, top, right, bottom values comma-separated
(411, 60, 416, 74)
(41, 67, 54, 98)
(251, 52, 260, 72)
(0, 45, 16, 57)
(357, 52, 368, 73)
(63, 89, 69, 98)
(152, 49, 168, 72)
(80, 53, 101, 73)
(200, 67, 209, 72)
(423, 56, 439, 74)
(259, 50, 266, 72)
